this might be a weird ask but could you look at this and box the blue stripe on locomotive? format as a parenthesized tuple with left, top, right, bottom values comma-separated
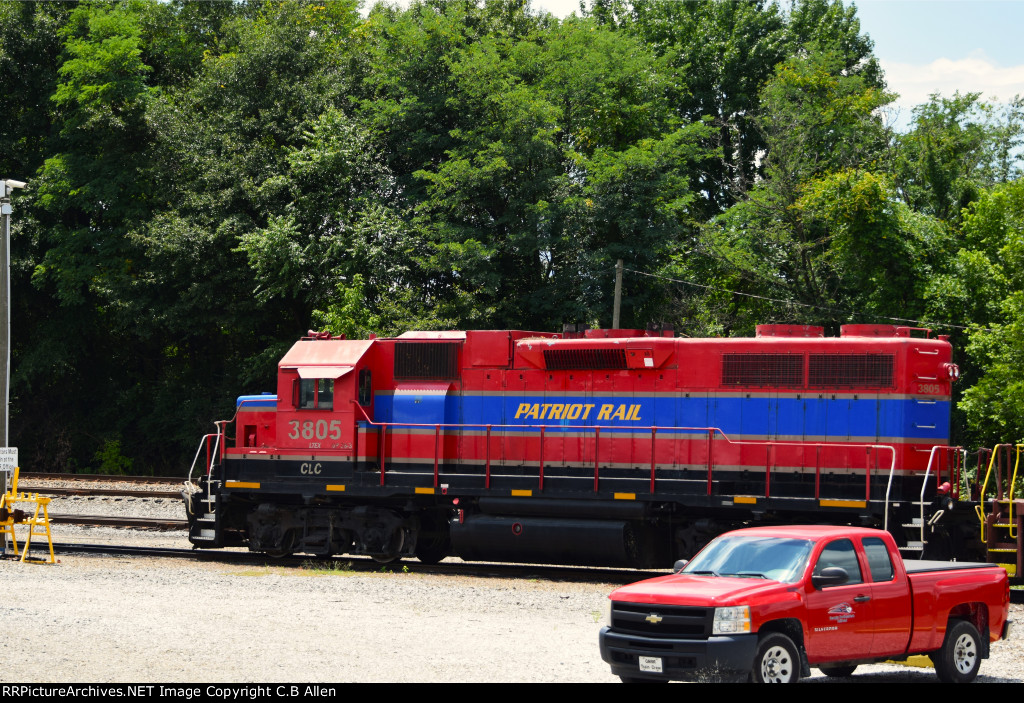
(236, 394, 277, 409)
(374, 393, 949, 442)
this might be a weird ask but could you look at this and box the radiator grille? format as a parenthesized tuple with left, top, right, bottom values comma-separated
(394, 342, 459, 380)
(610, 602, 712, 638)
(809, 354, 894, 388)
(721, 353, 804, 388)
(544, 348, 628, 370)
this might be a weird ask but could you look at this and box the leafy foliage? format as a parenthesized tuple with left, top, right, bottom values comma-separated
(2, 0, 1023, 473)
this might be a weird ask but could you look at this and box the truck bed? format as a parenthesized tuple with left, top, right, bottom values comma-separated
(904, 560, 998, 574)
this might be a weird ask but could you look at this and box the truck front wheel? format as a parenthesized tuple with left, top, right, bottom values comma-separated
(933, 620, 982, 683)
(751, 632, 801, 683)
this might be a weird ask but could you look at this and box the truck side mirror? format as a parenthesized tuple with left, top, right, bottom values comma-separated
(812, 566, 849, 589)
(672, 559, 688, 574)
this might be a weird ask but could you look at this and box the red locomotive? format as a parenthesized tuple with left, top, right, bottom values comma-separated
(184, 323, 974, 566)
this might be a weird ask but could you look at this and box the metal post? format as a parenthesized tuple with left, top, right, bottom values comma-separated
(1, 185, 9, 451)
(612, 259, 623, 329)
(0, 179, 24, 556)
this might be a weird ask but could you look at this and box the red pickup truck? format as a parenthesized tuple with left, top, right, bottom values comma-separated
(599, 525, 1011, 683)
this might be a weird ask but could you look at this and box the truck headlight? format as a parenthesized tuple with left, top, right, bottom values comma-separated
(602, 599, 613, 628)
(712, 605, 751, 635)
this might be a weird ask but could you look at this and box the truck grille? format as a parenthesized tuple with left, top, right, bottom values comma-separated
(610, 601, 712, 638)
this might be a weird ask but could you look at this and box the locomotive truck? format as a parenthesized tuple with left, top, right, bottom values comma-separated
(183, 323, 985, 568)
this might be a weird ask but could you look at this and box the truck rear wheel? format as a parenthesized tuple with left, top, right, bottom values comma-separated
(752, 632, 800, 683)
(933, 620, 981, 683)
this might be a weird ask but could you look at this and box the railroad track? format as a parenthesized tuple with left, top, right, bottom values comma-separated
(14, 472, 184, 499)
(11, 539, 660, 584)
(46, 515, 187, 530)
(18, 486, 182, 498)
(4, 474, 187, 530)
(17, 472, 182, 484)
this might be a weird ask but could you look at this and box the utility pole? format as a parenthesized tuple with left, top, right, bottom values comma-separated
(612, 259, 623, 329)
(1, 178, 25, 551)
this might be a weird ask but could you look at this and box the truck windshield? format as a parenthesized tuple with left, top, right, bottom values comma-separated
(682, 536, 814, 583)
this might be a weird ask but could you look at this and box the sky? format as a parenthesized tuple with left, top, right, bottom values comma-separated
(851, 0, 1024, 127)
(366, 0, 1024, 130)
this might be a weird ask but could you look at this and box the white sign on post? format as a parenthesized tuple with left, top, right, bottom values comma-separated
(0, 446, 17, 472)
(0, 447, 12, 554)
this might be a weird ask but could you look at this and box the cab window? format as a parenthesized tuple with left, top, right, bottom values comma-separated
(862, 537, 895, 582)
(812, 538, 863, 586)
(297, 378, 333, 410)
(358, 369, 372, 406)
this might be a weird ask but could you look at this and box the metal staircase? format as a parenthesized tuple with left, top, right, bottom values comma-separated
(976, 444, 1024, 577)
(892, 446, 965, 560)
(184, 431, 224, 548)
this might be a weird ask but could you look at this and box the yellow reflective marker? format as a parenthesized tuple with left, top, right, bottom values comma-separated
(819, 499, 867, 508)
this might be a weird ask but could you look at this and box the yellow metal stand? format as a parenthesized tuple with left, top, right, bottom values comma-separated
(0, 467, 55, 564)
(0, 466, 20, 557)
(19, 495, 54, 564)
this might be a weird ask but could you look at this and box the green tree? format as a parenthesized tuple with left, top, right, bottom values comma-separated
(359, 2, 713, 329)
(926, 181, 1024, 446)
(14, 0, 157, 471)
(588, 0, 881, 218)
(131, 1, 362, 463)
(0, 1, 70, 179)
(693, 47, 928, 333)
(897, 92, 1024, 224)
(589, 0, 787, 216)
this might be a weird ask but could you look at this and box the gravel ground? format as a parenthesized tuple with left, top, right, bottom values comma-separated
(1, 491, 1022, 683)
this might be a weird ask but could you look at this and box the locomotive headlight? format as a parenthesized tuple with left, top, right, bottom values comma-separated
(712, 605, 751, 635)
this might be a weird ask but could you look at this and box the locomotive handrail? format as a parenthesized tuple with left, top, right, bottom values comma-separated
(221, 397, 276, 448)
(975, 443, 1015, 542)
(351, 403, 897, 504)
(909, 445, 965, 545)
(1009, 445, 1023, 540)
(186, 432, 222, 485)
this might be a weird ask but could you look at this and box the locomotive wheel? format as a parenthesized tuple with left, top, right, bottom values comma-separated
(414, 529, 450, 564)
(413, 512, 451, 565)
(368, 526, 406, 563)
(414, 541, 448, 565)
(264, 529, 296, 559)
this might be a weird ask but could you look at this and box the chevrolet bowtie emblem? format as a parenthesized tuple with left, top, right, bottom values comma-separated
(645, 613, 663, 624)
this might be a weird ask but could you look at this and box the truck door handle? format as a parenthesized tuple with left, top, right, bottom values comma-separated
(854, 595, 871, 603)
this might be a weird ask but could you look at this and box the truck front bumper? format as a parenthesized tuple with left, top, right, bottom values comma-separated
(599, 627, 758, 681)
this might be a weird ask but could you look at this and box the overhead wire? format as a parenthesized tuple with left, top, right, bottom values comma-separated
(621, 266, 991, 333)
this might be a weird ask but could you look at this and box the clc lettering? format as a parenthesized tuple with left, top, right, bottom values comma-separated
(300, 462, 322, 475)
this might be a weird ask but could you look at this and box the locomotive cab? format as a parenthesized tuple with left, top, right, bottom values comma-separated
(273, 338, 374, 464)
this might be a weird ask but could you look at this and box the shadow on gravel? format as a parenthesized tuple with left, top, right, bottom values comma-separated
(803, 671, 1018, 683)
